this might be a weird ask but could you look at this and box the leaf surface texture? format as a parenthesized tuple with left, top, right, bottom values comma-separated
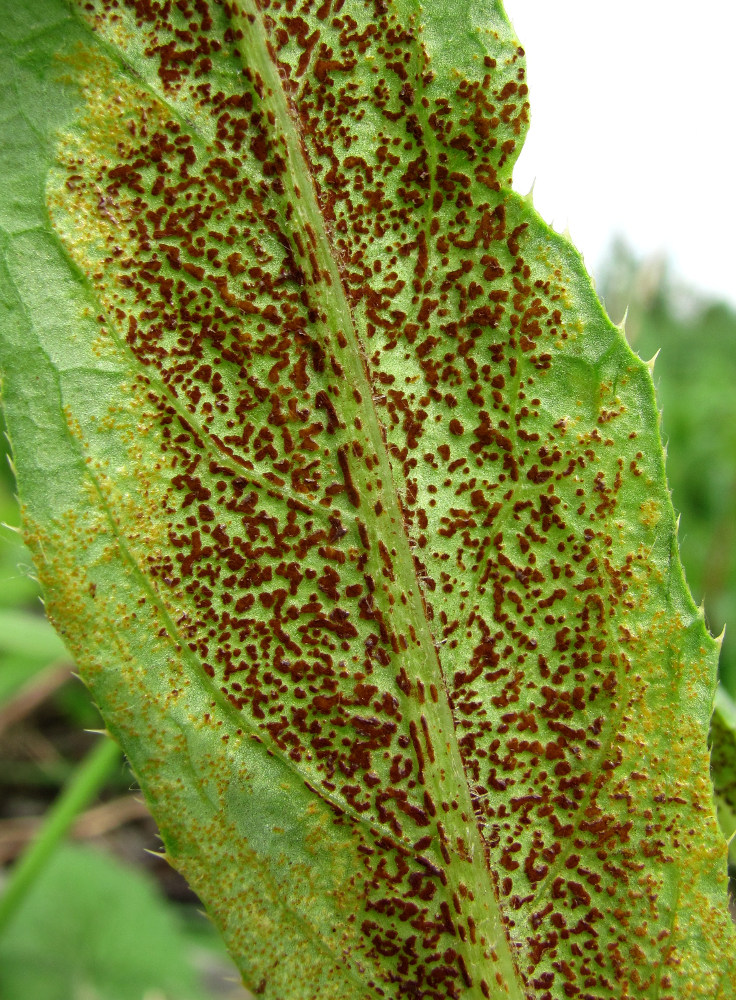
(0, 1, 734, 997)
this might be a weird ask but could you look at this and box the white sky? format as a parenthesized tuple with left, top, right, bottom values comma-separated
(503, 0, 736, 308)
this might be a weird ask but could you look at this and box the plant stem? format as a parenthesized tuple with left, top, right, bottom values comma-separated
(0, 734, 121, 934)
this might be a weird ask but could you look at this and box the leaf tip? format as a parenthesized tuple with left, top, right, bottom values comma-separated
(522, 178, 536, 206)
(645, 348, 661, 374)
(144, 848, 169, 861)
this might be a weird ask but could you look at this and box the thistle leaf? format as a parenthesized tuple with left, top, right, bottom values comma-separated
(1, 1, 734, 997)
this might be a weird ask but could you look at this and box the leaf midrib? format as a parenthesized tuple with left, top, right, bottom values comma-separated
(225, 18, 527, 981)
(215, 10, 531, 990)
(228, 4, 441, 638)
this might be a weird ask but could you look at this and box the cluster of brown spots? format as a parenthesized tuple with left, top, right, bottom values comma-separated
(50, 0, 724, 997)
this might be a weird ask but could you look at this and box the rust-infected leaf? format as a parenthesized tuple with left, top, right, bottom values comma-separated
(0, 1, 734, 998)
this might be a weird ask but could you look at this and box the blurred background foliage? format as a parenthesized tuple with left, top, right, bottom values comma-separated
(0, 240, 734, 997)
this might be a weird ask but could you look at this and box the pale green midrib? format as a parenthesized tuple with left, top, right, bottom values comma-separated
(230, 8, 448, 656)
(232, 6, 525, 995)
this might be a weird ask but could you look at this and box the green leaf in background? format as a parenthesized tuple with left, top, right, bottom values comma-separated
(0, 843, 208, 1000)
(0, 608, 69, 704)
(0, 610, 66, 662)
(1, 2, 734, 1000)
(0, 495, 40, 610)
(0, 407, 60, 702)
(712, 686, 736, 869)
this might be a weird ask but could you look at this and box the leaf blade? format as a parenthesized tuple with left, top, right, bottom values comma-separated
(1, 1, 734, 998)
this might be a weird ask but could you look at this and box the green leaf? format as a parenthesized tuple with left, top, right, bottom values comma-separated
(1, 1, 734, 998)
(0, 843, 208, 1000)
